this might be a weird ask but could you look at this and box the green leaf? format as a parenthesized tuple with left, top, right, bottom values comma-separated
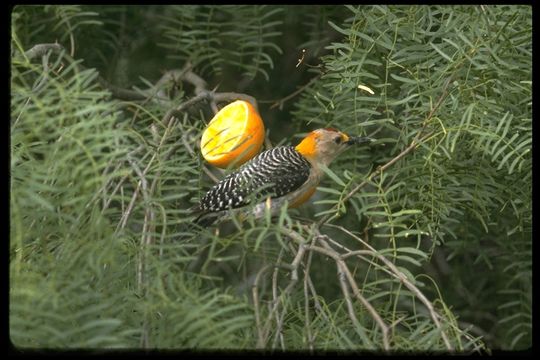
(320, 165, 346, 187)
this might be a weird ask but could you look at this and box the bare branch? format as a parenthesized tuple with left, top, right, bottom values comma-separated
(308, 237, 390, 351)
(183, 68, 207, 95)
(23, 43, 168, 102)
(257, 239, 307, 349)
(24, 43, 63, 60)
(324, 224, 453, 351)
(303, 240, 316, 352)
(213, 92, 259, 112)
(336, 254, 375, 349)
(271, 249, 285, 350)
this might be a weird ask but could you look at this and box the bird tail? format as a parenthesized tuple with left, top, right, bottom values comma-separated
(187, 204, 216, 226)
(173, 205, 205, 241)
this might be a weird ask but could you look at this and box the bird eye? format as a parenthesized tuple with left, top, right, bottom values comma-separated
(334, 136, 342, 144)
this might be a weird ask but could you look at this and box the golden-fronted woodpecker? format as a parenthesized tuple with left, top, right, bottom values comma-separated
(191, 128, 373, 225)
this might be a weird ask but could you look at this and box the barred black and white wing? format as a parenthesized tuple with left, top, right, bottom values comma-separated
(194, 146, 311, 214)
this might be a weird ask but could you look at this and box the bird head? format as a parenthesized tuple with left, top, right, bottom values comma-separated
(295, 128, 373, 166)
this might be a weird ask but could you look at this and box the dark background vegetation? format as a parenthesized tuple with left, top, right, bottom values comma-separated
(11, 5, 531, 352)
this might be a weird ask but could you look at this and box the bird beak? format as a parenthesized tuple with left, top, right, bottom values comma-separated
(345, 136, 374, 146)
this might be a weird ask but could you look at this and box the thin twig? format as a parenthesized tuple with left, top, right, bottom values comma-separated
(115, 100, 186, 234)
(303, 238, 317, 352)
(271, 249, 285, 350)
(126, 154, 156, 349)
(312, 236, 390, 351)
(335, 254, 375, 349)
(97, 147, 145, 215)
(271, 243, 307, 350)
(257, 237, 307, 349)
(13, 97, 31, 128)
(24, 43, 258, 111)
(315, 230, 400, 281)
(24, 43, 169, 102)
(68, 32, 75, 58)
(181, 129, 221, 183)
(289, 243, 307, 282)
(98, 162, 124, 210)
(115, 176, 143, 233)
(31, 50, 51, 93)
(326, 224, 453, 351)
(126, 156, 150, 293)
(252, 264, 271, 347)
(317, 76, 455, 226)
(306, 275, 330, 323)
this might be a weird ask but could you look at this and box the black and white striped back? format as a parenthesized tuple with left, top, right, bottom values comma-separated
(199, 146, 311, 212)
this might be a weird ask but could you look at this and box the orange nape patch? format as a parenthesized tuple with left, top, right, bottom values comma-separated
(289, 186, 317, 208)
(294, 131, 319, 158)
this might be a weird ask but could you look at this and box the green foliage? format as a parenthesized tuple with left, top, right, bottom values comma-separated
(292, 5, 531, 350)
(14, 5, 101, 49)
(158, 5, 283, 81)
(11, 24, 135, 347)
(11, 5, 531, 352)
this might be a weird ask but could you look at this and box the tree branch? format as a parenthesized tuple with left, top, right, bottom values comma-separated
(317, 75, 455, 226)
(24, 43, 63, 60)
(22, 43, 259, 112)
(323, 223, 453, 351)
(23, 43, 168, 102)
(308, 236, 390, 351)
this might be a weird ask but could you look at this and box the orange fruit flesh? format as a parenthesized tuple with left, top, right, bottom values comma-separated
(200, 100, 265, 168)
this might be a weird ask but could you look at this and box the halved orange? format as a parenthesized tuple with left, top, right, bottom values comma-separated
(200, 100, 265, 168)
